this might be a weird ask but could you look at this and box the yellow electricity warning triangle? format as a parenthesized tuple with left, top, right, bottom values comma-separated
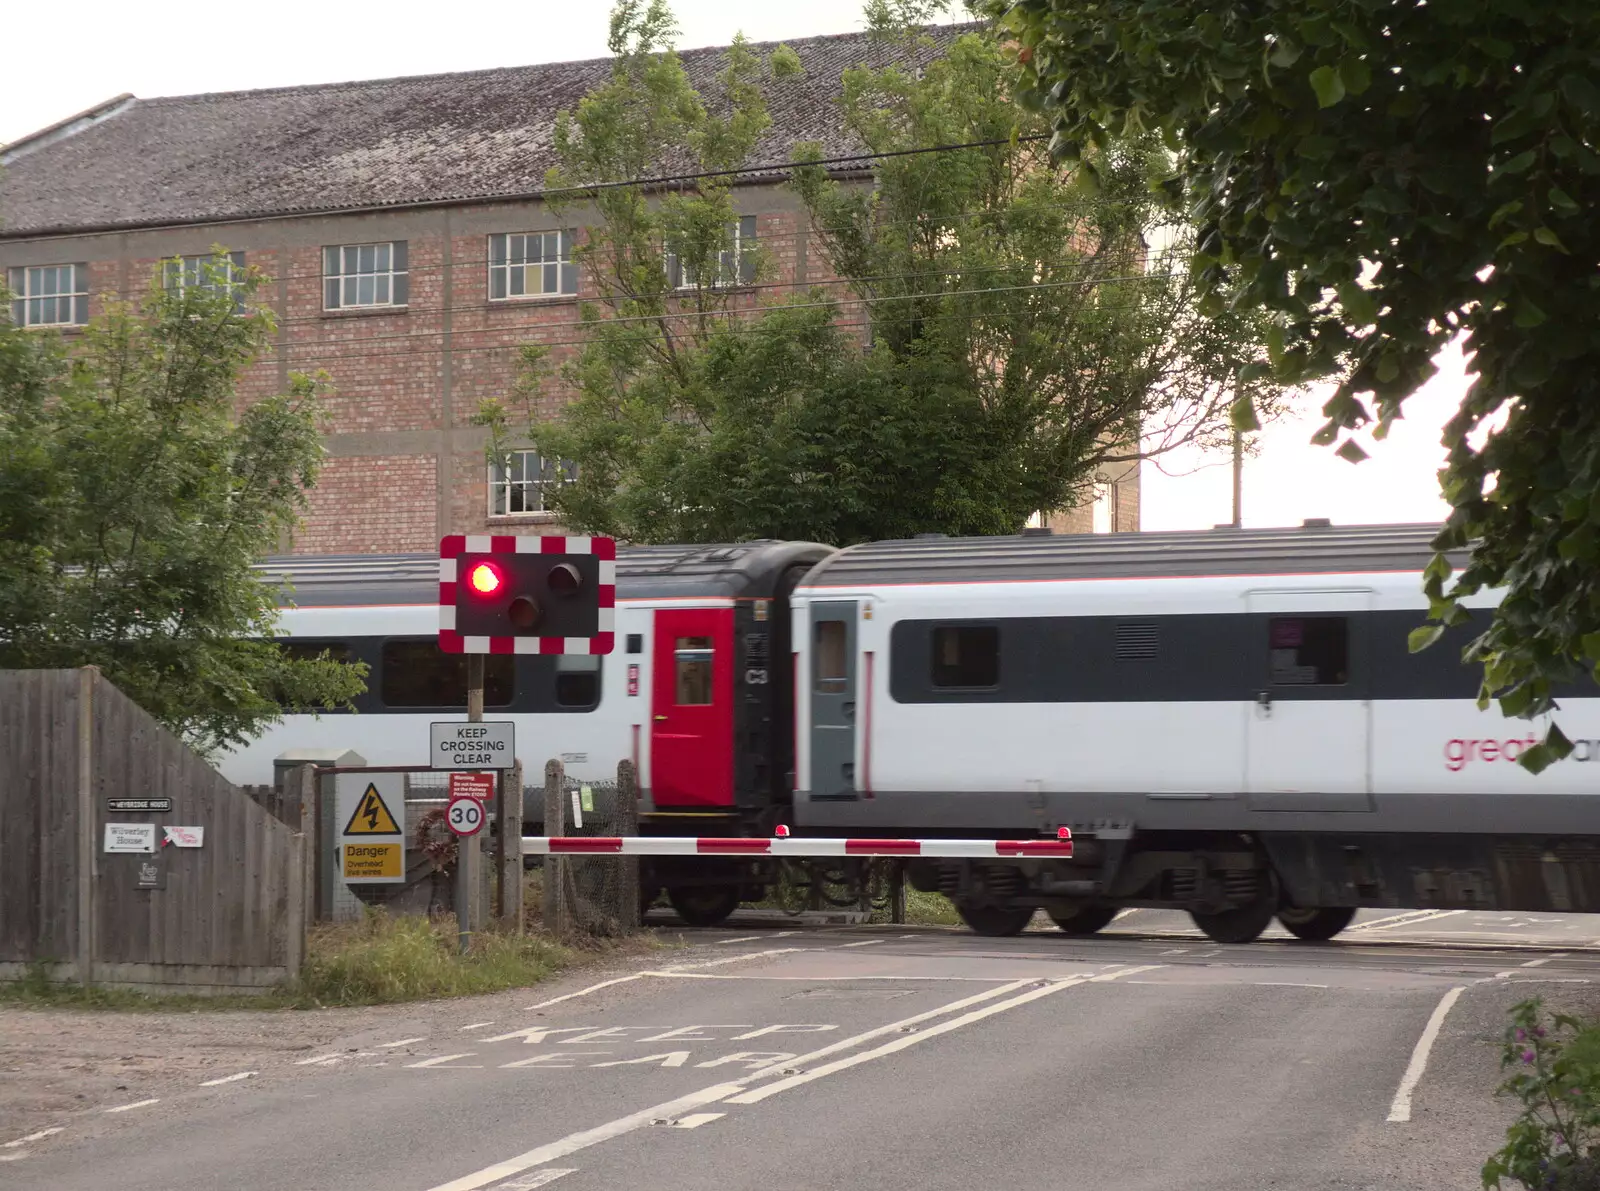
(344, 784, 403, 835)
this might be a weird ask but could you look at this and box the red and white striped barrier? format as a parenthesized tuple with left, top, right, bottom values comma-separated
(520, 832, 1072, 860)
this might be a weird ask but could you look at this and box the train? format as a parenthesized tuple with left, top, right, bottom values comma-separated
(221, 522, 1600, 944)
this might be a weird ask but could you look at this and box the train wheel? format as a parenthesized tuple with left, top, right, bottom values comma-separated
(1047, 906, 1119, 936)
(1189, 873, 1278, 944)
(1276, 906, 1356, 942)
(955, 902, 1035, 937)
(666, 886, 741, 928)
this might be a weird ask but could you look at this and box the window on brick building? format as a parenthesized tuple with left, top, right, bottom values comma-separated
(164, 251, 247, 312)
(489, 449, 577, 516)
(322, 242, 408, 310)
(489, 231, 576, 300)
(666, 215, 757, 290)
(7, 263, 88, 328)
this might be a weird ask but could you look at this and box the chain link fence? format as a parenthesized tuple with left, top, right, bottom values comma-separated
(540, 760, 639, 938)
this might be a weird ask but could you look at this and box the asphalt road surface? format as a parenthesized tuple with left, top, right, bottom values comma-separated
(10, 907, 1600, 1191)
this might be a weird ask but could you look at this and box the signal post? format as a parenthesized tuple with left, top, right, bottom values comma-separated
(438, 534, 615, 946)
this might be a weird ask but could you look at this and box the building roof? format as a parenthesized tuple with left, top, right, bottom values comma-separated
(0, 27, 962, 239)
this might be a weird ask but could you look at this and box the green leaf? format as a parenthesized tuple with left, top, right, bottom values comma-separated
(1491, 150, 1538, 181)
(1487, 200, 1524, 229)
(1309, 65, 1346, 108)
(1548, 186, 1579, 213)
(1408, 624, 1444, 653)
(1339, 58, 1372, 96)
(1338, 282, 1377, 326)
(1237, 361, 1272, 383)
(1269, 38, 1302, 68)
(1534, 227, 1569, 253)
(1230, 394, 1262, 433)
(1499, 684, 1534, 717)
(1335, 438, 1369, 463)
(1514, 299, 1548, 328)
(1376, 355, 1400, 383)
(1560, 72, 1600, 118)
(1266, 323, 1286, 366)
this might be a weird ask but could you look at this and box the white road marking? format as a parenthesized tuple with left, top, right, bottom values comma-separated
(662, 1113, 723, 1129)
(295, 1053, 343, 1066)
(1253, 982, 1330, 989)
(378, 1037, 428, 1048)
(524, 973, 649, 1011)
(500, 1053, 612, 1070)
(496, 1170, 577, 1189)
(1161, 948, 1189, 955)
(105, 1099, 159, 1114)
(460, 1022, 496, 1031)
(660, 948, 807, 972)
(591, 1052, 691, 1068)
(726, 966, 1162, 1106)
(1387, 986, 1465, 1123)
(407, 1054, 484, 1069)
(1349, 909, 1465, 933)
(641, 972, 1011, 982)
(0, 1153, 27, 1162)
(199, 1071, 256, 1087)
(1522, 958, 1553, 968)
(424, 977, 1061, 1191)
(715, 936, 762, 945)
(1113, 909, 1136, 921)
(3, 1128, 62, 1148)
(838, 940, 883, 948)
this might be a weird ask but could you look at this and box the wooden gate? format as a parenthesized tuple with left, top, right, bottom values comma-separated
(0, 668, 307, 993)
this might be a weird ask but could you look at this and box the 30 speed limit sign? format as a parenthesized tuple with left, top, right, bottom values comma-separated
(446, 794, 485, 837)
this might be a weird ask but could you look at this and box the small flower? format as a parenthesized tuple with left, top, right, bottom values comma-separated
(1523, 1049, 1537, 1063)
(1536, 1027, 1547, 1038)
(1517, 1028, 1528, 1042)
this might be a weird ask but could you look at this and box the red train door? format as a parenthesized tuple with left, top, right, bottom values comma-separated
(650, 607, 734, 808)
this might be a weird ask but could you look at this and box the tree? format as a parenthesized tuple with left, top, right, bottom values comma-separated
(482, 0, 1281, 545)
(0, 255, 367, 756)
(995, 0, 1600, 768)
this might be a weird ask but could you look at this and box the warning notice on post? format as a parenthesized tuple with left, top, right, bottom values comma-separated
(429, 721, 515, 770)
(335, 772, 407, 885)
(343, 843, 403, 880)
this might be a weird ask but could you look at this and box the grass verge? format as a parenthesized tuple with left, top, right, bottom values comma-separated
(0, 910, 597, 1011)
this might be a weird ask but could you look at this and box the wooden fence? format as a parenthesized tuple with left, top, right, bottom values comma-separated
(0, 668, 307, 993)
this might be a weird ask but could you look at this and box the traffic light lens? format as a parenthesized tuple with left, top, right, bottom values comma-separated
(549, 562, 582, 596)
(508, 595, 540, 630)
(468, 563, 502, 595)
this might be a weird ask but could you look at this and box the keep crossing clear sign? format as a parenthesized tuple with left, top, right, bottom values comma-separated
(429, 721, 515, 770)
(336, 772, 406, 884)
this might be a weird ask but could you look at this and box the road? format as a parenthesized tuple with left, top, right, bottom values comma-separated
(8, 907, 1599, 1191)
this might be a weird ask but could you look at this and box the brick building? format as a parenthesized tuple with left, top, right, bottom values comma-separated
(0, 29, 1138, 556)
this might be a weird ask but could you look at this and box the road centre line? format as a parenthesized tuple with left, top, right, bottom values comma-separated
(715, 936, 762, 945)
(425, 966, 1152, 1191)
(1387, 986, 1465, 1123)
(378, 1037, 428, 1048)
(425, 975, 1079, 1191)
(659, 948, 808, 972)
(640, 972, 1022, 982)
(3, 1128, 62, 1148)
(725, 965, 1163, 1106)
(1522, 958, 1552, 968)
(461, 1022, 496, 1031)
(1349, 909, 1466, 933)
(838, 940, 883, 948)
(104, 1099, 159, 1114)
(524, 973, 650, 1011)
(199, 1072, 256, 1086)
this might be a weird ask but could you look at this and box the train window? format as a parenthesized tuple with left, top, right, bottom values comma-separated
(1267, 617, 1348, 685)
(815, 621, 848, 693)
(379, 640, 514, 707)
(675, 636, 714, 705)
(278, 640, 355, 665)
(626, 634, 643, 654)
(931, 625, 999, 688)
(555, 655, 601, 708)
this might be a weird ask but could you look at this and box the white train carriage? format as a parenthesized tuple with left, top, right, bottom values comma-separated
(790, 522, 1600, 942)
(222, 542, 831, 842)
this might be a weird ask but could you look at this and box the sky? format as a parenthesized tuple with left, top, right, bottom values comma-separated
(4, 0, 1468, 533)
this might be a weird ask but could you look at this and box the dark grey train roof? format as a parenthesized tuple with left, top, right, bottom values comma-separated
(256, 541, 834, 607)
(799, 523, 1465, 588)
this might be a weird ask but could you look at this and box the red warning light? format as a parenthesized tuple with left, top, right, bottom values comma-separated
(468, 562, 503, 596)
